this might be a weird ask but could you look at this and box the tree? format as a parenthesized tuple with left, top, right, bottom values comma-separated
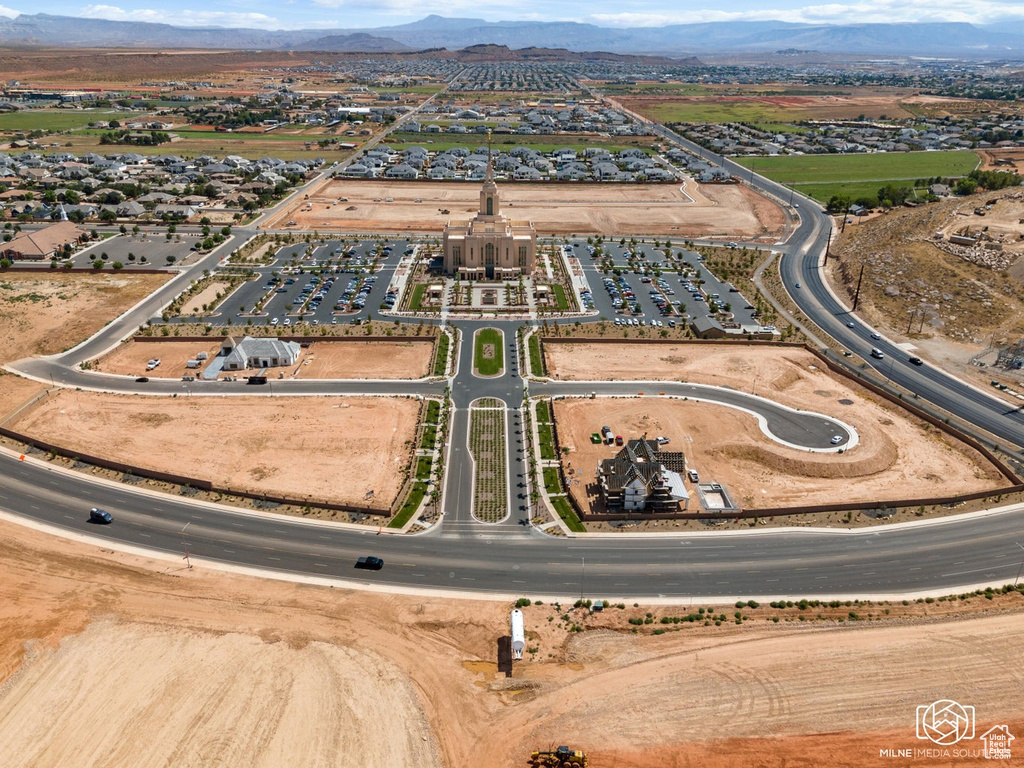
(0, 258, 11, 268)
(92, 258, 104, 269)
(112, 261, 124, 269)
(99, 209, 117, 222)
(826, 194, 852, 214)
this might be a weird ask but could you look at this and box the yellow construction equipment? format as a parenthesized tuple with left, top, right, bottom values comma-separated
(529, 745, 588, 767)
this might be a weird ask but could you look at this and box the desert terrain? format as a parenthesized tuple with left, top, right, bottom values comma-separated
(0, 271, 171, 416)
(544, 343, 1006, 509)
(94, 338, 434, 380)
(826, 190, 1024, 393)
(1, 520, 1023, 767)
(264, 179, 785, 238)
(11, 392, 420, 507)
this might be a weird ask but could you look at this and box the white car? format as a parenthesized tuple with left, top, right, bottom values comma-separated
(831, 435, 843, 445)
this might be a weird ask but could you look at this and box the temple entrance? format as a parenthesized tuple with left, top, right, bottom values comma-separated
(484, 243, 495, 279)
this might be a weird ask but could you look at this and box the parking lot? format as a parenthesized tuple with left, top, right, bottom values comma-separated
(567, 239, 764, 329)
(190, 238, 412, 326)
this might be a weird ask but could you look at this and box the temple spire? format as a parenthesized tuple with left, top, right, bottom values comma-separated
(485, 128, 494, 182)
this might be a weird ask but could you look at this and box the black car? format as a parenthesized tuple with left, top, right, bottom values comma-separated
(355, 555, 384, 570)
(909, 356, 924, 366)
(135, 376, 149, 383)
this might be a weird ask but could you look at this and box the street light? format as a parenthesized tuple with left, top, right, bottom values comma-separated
(580, 556, 585, 601)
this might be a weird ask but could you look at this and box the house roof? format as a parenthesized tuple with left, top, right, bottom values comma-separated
(2, 221, 85, 257)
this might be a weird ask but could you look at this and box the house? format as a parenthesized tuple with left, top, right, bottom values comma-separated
(0, 221, 87, 260)
(598, 439, 689, 512)
(220, 336, 300, 371)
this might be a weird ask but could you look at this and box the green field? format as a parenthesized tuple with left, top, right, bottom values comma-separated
(736, 151, 980, 203)
(473, 328, 504, 376)
(389, 481, 427, 528)
(0, 109, 139, 132)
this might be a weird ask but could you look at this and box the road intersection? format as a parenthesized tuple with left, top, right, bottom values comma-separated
(3, 138, 1024, 600)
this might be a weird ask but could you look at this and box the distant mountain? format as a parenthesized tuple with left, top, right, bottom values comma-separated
(293, 33, 411, 52)
(0, 13, 1023, 57)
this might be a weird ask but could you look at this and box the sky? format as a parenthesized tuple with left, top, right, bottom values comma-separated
(2, 0, 1024, 31)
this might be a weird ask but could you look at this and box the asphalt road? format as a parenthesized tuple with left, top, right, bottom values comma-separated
(3, 128, 1024, 599)
(4, 449, 1023, 598)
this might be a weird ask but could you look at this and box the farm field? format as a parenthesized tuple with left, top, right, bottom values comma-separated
(735, 151, 981, 203)
(617, 86, 952, 124)
(0, 109, 139, 133)
(13, 392, 420, 508)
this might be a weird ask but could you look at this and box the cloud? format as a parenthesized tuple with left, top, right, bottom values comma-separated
(79, 4, 292, 29)
(0, 5, 19, 17)
(587, 1, 1024, 27)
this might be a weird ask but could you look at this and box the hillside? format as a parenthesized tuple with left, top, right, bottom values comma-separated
(825, 191, 1024, 379)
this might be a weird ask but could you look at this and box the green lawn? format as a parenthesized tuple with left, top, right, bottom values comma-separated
(425, 399, 441, 425)
(432, 331, 450, 377)
(421, 424, 437, 451)
(388, 481, 427, 528)
(549, 284, 570, 311)
(473, 328, 504, 376)
(543, 466, 562, 496)
(415, 455, 433, 481)
(537, 422, 557, 461)
(0, 109, 139, 132)
(735, 151, 979, 185)
(551, 496, 586, 533)
(528, 333, 544, 376)
(408, 283, 427, 311)
(535, 399, 552, 423)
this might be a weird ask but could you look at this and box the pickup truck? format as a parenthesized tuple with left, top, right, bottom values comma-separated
(355, 556, 384, 570)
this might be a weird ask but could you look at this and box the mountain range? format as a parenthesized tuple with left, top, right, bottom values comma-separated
(2, 13, 1024, 57)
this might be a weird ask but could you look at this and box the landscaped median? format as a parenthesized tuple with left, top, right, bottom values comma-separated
(472, 327, 504, 377)
(469, 397, 508, 523)
(389, 397, 446, 530)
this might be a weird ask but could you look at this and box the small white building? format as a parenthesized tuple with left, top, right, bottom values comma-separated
(220, 336, 300, 371)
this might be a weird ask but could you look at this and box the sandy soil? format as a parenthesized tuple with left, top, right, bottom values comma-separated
(94, 340, 224, 378)
(94, 339, 434, 380)
(0, 272, 170, 415)
(12, 392, 420, 507)
(264, 180, 784, 238)
(1, 521, 1023, 768)
(179, 280, 229, 315)
(544, 344, 1005, 509)
(553, 395, 1002, 511)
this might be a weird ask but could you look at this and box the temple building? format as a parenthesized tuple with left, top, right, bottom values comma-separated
(442, 142, 536, 280)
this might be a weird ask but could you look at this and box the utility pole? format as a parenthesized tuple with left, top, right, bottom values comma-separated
(823, 227, 832, 266)
(852, 264, 865, 311)
(580, 556, 585, 601)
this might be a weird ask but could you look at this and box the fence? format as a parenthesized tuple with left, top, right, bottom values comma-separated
(0, 424, 390, 517)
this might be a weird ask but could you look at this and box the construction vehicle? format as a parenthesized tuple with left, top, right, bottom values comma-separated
(529, 746, 588, 767)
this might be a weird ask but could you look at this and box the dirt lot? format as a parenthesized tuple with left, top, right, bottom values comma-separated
(544, 344, 1006, 510)
(12, 392, 420, 507)
(94, 339, 434, 380)
(0, 271, 170, 416)
(263, 180, 785, 238)
(1, 521, 1023, 768)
